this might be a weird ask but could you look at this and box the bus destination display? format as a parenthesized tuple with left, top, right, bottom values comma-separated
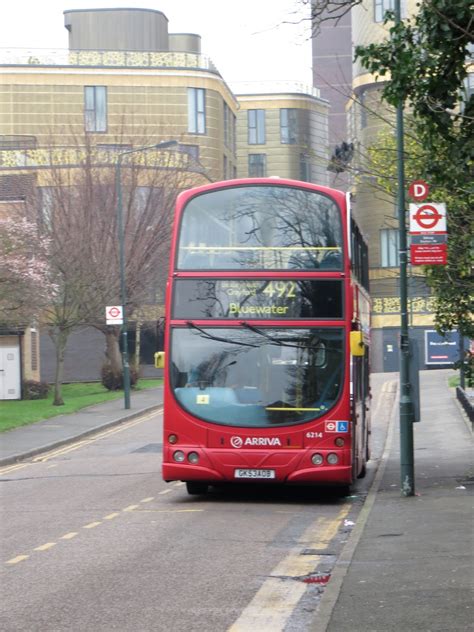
(172, 279, 343, 320)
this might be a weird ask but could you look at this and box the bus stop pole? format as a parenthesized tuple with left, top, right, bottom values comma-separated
(395, 0, 415, 496)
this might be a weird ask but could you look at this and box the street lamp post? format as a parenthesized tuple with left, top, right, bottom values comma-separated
(115, 140, 178, 409)
(394, 0, 415, 496)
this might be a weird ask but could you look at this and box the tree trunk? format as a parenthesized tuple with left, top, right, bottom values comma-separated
(51, 328, 68, 406)
(105, 326, 122, 376)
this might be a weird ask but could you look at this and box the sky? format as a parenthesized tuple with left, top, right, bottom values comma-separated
(0, 0, 313, 86)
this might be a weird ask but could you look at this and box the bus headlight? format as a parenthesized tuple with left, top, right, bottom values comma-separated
(188, 452, 200, 464)
(335, 437, 345, 447)
(168, 434, 178, 444)
(173, 450, 186, 462)
(327, 453, 339, 465)
(311, 453, 324, 466)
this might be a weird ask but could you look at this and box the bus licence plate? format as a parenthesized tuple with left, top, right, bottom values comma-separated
(234, 469, 276, 479)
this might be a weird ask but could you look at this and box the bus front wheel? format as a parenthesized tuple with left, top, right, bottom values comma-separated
(186, 481, 209, 495)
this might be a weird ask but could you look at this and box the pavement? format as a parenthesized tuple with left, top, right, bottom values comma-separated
(313, 368, 473, 632)
(1, 370, 472, 631)
(0, 387, 164, 466)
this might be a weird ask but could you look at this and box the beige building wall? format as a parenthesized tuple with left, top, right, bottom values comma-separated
(236, 89, 329, 185)
(0, 64, 238, 182)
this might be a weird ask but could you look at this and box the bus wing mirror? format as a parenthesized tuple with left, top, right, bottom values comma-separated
(155, 351, 165, 369)
(350, 331, 365, 357)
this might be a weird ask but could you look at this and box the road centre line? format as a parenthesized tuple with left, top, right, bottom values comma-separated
(34, 542, 56, 552)
(227, 506, 350, 632)
(6, 555, 29, 565)
(4, 486, 181, 566)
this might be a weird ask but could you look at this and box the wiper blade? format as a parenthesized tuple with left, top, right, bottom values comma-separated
(241, 322, 284, 346)
(185, 321, 258, 347)
(241, 321, 332, 352)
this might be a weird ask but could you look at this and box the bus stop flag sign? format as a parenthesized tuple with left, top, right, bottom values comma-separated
(409, 202, 447, 265)
(106, 305, 124, 325)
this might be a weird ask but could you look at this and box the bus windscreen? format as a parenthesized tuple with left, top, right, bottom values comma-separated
(170, 326, 344, 427)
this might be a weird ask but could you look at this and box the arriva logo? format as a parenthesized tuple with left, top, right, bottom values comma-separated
(230, 436, 243, 448)
(230, 436, 282, 448)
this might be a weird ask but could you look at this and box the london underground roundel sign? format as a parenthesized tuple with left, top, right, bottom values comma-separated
(409, 203, 446, 234)
(106, 305, 124, 325)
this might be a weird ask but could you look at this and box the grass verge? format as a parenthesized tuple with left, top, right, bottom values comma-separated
(448, 375, 460, 388)
(0, 379, 162, 433)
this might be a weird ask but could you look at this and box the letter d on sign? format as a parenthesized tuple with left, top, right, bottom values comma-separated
(409, 180, 429, 201)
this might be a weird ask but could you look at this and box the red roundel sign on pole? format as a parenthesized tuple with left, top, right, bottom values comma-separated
(106, 305, 124, 325)
(409, 203, 446, 234)
(408, 180, 429, 201)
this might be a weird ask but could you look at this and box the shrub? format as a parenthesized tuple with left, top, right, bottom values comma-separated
(101, 363, 138, 391)
(22, 380, 50, 400)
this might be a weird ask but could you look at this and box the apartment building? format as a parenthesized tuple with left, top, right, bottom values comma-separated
(235, 82, 329, 184)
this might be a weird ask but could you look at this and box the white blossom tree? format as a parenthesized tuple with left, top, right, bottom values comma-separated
(0, 214, 55, 326)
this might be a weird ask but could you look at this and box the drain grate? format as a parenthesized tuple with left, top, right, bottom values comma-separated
(132, 443, 162, 453)
(377, 533, 404, 537)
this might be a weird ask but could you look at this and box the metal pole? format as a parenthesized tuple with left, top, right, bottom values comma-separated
(395, 0, 415, 496)
(114, 140, 179, 410)
(115, 159, 131, 409)
(459, 333, 465, 390)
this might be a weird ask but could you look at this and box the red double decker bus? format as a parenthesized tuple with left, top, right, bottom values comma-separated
(157, 178, 370, 494)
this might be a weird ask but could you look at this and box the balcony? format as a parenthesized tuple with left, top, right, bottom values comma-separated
(0, 48, 219, 74)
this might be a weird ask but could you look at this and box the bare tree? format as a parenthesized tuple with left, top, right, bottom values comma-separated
(33, 129, 204, 404)
(297, 0, 361, 34)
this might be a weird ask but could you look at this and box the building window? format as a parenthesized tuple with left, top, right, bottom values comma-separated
(248, 154, 266, 177)
(463, 73, 474, 99)
(84, 86, 107, 132)
(248, 110, 266, 145)
(232, 113, 237, 153)
(188, 88, 206, 134)
(299, 153, 311, 182)
(359, 92, 367, 129)
(374, 0, 406, 22)
(179, 144, 200, 162)
(223, 102, 230, 148)
(280, 109, 298, 144)
(380, 228, 399, 267)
